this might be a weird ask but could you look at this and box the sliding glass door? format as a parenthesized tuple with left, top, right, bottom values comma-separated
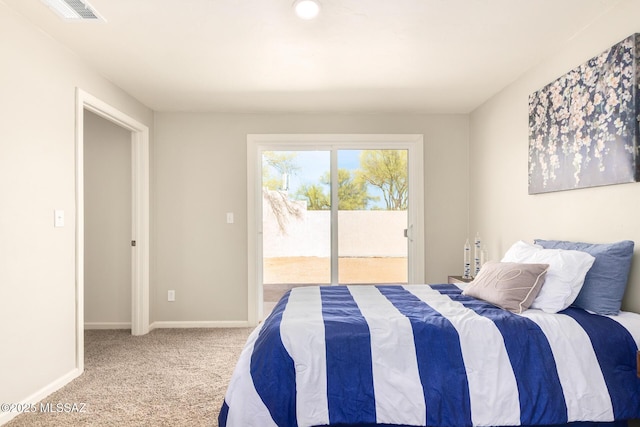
(262, 150, 332, 285)
(248, 134, 424, 322)
(261, 148, 409, 286)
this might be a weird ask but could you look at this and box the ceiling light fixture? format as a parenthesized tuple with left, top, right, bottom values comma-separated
(293, 0, 321, 20)
(40, 0, 103, 21)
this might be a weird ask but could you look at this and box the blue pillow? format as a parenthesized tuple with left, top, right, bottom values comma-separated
(534, 239, 634, 315)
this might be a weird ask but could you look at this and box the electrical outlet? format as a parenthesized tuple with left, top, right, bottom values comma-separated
(168, 290, 175, 302)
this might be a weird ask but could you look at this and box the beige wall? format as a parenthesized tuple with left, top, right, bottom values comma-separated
(0, 3, 153, 418)
(153, 113, 469, 322)
(84, 111, 132, 326)
(469, 0, 640, 313)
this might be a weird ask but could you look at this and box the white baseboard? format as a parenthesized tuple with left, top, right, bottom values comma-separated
(0, 368, 81, 426)
(149, 320, 252, 330)
(85, 321, 253, 331)
(85, 322, 132, 330)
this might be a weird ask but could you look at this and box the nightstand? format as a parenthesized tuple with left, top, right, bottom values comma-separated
(448, 275, 473, 285)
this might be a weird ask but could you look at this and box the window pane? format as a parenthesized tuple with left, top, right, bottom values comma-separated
(337, 149, 408, 284)
(262, 150, 331, 285)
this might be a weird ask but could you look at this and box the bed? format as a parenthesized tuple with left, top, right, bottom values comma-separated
(219, 240, 640, 427)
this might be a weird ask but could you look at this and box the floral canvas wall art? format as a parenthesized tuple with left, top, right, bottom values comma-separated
(528, 33, 640, 194)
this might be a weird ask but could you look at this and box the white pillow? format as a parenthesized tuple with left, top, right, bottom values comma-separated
(501, 240, 595, 313)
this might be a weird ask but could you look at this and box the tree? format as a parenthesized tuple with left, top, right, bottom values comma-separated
(327, 169, 377, 210)
(297, 168, 376, 210)
(262, 151, 300, 191)
(263, 188, 303, 234)
(296, 183, 330, 210)
(262, 151, 303, 234)
(357, 150, 407, 210)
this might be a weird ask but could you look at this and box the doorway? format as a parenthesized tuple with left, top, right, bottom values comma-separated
(75, 89, 150, 372)
(247, 135, 424, 324)
(83, 110, 132, 328)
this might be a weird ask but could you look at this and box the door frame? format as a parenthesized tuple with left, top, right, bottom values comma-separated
(75, 89, 150, 371)
(247, 134, 424, 325)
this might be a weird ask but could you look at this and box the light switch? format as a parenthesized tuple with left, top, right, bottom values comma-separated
(226, 212, 234, 224)
(54, 210, 65, 228)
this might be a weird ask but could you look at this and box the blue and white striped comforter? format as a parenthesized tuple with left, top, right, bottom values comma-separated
(219, 284, 640, 427)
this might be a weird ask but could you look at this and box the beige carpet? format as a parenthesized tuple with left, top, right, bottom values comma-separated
(6, 328, 253, 427)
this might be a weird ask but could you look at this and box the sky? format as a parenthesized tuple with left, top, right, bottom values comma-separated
(294, 149, 360, 183)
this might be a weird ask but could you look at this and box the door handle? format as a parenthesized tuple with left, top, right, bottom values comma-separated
(404, 225, 413, 242)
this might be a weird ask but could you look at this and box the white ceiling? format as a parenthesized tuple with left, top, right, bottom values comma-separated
(4, 0, 621, 113)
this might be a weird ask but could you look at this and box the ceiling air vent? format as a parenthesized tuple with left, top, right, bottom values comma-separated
(41, 0, 104, 21)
